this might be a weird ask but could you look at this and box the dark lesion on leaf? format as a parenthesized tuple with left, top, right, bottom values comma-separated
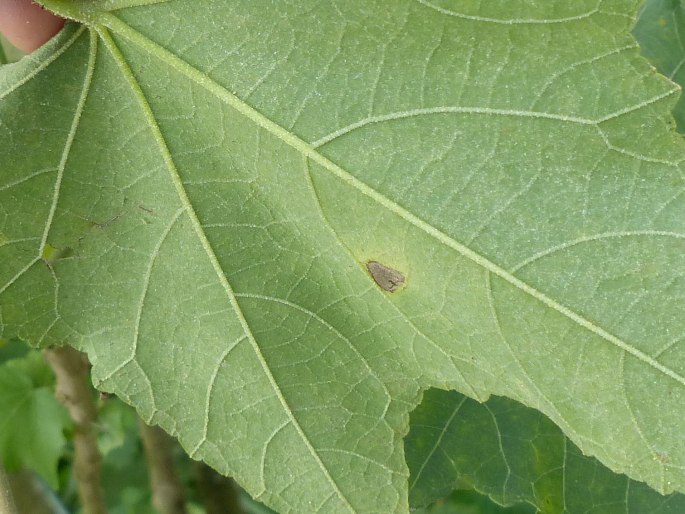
(366, 261, 405, 292)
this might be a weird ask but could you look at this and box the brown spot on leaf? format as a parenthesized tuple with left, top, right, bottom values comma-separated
(366, 261, 405, 292)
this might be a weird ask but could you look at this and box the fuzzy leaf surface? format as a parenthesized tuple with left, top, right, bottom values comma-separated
(1, 1, 685, 511)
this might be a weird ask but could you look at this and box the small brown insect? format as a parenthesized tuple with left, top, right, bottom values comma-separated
(366, 261, 405, 292)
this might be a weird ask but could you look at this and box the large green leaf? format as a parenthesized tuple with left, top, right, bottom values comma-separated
(407, 389, 685, 513)
(1, 1, 684, 511)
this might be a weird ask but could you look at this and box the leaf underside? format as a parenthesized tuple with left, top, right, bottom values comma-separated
(1, 1, 685, 512)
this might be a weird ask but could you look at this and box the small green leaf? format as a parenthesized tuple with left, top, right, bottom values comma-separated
(0, 351, 70, 487)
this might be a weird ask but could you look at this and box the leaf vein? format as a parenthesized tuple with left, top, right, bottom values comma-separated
(235, 292, 393, 420)
(97, 25, 356, 512)
(191, 334, 248, 458)
(484, 271, 580, 444)
(311, 107, 594, 149)
(98, 207, 184, 384)
(40, 30, 98, 254)
(413, 0, 601, 24)
(0, 167, 56, 192)
(509, 230, 685, 273)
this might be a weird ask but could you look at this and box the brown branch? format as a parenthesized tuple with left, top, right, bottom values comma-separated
(44, 346, 107, 514)
(138, 419, 188, 514)
(0, 464, 18, 514)
(193, 462, 244, 514)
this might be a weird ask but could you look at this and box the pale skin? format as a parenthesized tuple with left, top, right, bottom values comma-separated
(0, 0, 64, 53)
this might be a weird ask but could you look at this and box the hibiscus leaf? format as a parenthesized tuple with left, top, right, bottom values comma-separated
(1, 1, 684, 512)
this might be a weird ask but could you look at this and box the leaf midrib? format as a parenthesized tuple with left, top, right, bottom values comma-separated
(96, 12, 685, 390)
(97, 26, 357, 513)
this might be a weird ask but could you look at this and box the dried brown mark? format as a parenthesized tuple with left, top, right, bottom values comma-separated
(366, 261, 405, 292)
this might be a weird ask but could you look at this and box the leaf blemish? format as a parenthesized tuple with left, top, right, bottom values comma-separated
(42, 244, 74, 266)
(366, 261, 405, 293)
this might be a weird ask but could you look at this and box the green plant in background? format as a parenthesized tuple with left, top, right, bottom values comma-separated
(634, 0, 685, 132)
(0, 344, 69, 488)
(2, 0, 685, 513)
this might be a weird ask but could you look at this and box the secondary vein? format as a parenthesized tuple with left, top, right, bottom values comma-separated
(40, 29, 98, 254)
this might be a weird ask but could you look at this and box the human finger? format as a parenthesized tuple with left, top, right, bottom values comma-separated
(0, 0, 65, 53)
